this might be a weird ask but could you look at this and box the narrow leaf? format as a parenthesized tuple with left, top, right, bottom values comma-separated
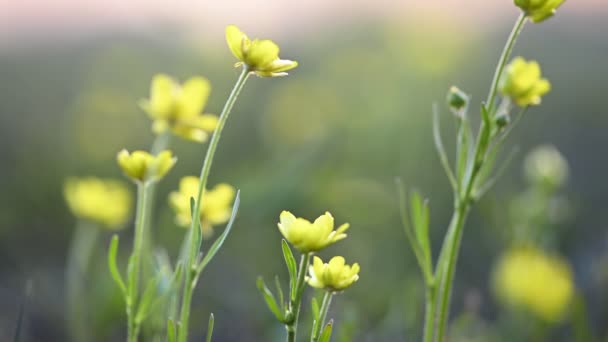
(197, 191, 241, 273)
(135, 273, 163, 322)
(318, 319, 334, 342)
(432, 105, 458, 190)
(206, 313, 215, 342)
(281, 239, 297, 300)
(107, 235, 127, 295)
(311, 297, 320, 321)
(256, 277, 284, 321)
(274, 275, 285, 311)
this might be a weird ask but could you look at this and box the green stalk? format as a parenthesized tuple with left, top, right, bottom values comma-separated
(66, 220, 99, 342)
(287, 253, 312, 342)
(311, 292, 333, 342)
(127, 182, 151, 342)
(177, 66, 251, 342)
(422, 283, 436, 342)
(432, 14, 527, 342)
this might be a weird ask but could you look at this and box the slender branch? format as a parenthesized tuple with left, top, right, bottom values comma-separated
(311, 292, 333, 342)
(177, 66, 251, 342)
(287, 253, 312, 342)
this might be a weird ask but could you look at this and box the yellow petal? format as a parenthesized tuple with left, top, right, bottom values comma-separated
(149, 74, 175, 119)
(177, 77, 210, 117)
(226, 25, 246, 61)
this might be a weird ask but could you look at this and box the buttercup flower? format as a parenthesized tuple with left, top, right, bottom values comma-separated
(514, 0, 565, 23)
(117, 149, 176, 183)
(169, 176, 236, 237)
(139, 74, 218, 142)
(278, 211, 349, 253)
(226, 25, 298, 77)
(499, 57, 551, 107)
(524, 145, 569, 189)
(64, 177, 132, 229)
(307, 256, 360, 292)
(493, 246, 574, 322)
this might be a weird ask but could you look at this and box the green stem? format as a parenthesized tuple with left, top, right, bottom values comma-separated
(311, 292, 333, 342)
(485, 13, 527, 111)
(422, 282, 436, 342)
(287, 253, 312, 342)
(127, 182, 151, 342)
(177, 66, 251, 342)
(432, 14, 527, 342)
(66, 221, 99, 342)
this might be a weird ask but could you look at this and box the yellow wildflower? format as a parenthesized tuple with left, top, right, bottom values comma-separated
(514, 0, 566, 23)
(307, 256, 360, 292)
(278, 211, 349, 253)
(169, 176, 236, 237)
(493, 246, 574, 322)
(226, 25, 298, 77)
(116, 149, 176, 183)
(139, 74, 218, 142)
(499, 57, 551, 107)
(64, 177, 131, 229)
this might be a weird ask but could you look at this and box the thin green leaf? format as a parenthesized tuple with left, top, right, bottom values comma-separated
(318, 319, 334, 342)
(281, 239, 297, 300)
(197, 191, 241, 273)
(432, 105, 458, 191)
(410, 191, 432, 266)
(311, 297, 320, 321)
(206, 313, 215, 342)
(135, 272, 164, 323)
(257, 277, 284, 322)
(190, 196, 202, 260)
(395, 179, 433, 285)
(456, 117, 473, 183)
(107, 235, 127, 295)
(167, 319, 176, 342)
(274, 275, 285, 311)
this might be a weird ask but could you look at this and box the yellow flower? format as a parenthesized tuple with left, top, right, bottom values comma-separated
(116, 149, 176, 183)
(278, 211, 349, 253)
(514, 0, 565, 23)
(499, 57, 551, 107)
(168, 176, 236, 237)
(493, 246, 574, 322)
(64, 177, 131, 229)
(226, 25, 298, 77)
(307, 256, 360, 292)
(139, 74, 218, 142)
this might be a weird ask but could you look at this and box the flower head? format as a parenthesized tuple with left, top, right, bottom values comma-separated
(117, 149, 176, 183)
(499, 57, 551, 107)
(169, 176, 236, 237)
(524, 145, 569, 189)
(64, 177, 131, 228)
(226, 25, 298, 77)
(514, 0, 565, 23)
(307, 256, 360, 292)
(493, 246, 574, 322)
(139, 74, 218, 142)
(278, 211, 349, 253)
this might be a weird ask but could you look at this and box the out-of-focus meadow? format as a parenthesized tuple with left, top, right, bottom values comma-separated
(1, 1, 607, 341)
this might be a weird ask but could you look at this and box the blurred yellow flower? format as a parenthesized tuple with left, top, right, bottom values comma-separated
(307, 256, 360, 292)
(64, 177, 132, 229)
(514, 0, 565, 23)
(493, 246, 574, 322)
(278, 211, 349, 253)
(139, 74, 218, 142)
(169, 176, 236, 237)
(499, 57, 551, 107)
(524, 145, 569, 189)
(226, 25, 298, 77)
(116, 149, 176, 183)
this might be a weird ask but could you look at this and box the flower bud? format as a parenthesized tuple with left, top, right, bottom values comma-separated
(446, 86, 469, 118)
(514, 0, 565, 23)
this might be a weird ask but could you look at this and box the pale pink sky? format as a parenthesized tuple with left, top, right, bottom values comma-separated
(0, 0, 603, 47)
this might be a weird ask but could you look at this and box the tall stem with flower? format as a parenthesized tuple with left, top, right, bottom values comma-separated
(397, 1, 566, 341)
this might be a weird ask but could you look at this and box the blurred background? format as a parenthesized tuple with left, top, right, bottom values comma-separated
(1, 1, 607, 341)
